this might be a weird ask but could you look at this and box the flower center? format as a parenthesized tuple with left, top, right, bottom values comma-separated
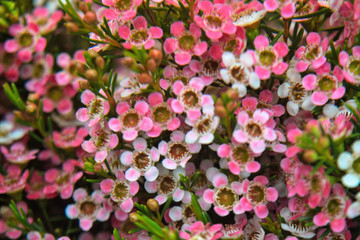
(202, 59, 220, 76)
(122, 110, 141, 129)
(224, 39, 239, 52)
(56, 173, 70, 185)
(288, 220, 309, 233)
(349, 59, 360, 76)
(195, 116, 213, 135)
(130, 29, 150, 45)
(245, 121, 263, 138)
(310, 174, 322, 192)
(259, 49, 276, 66)
(88, 98, 104, 118)
(18, 32, 33, 47)
(132, 151, 151, 170)
(205, 15, 223, 29)
(47, 86, 64, 101)
(114, 0, 132, 11)
(172, 73, 190, 84)
(191, 171, 208, 190)
(178, 34, 196, 51)
(111, 180, 129, 202)
(216, 187, 237, 209)
(247, 183, 266, 205)
(318, 75, 336, 92)
(305, 46, 320, 60)
(231, 145, 250, 164)
(79, 200, 97, 216)
(230, 64, 248, 83)
(290, 82, 305, 102)
(93, 129, 109, 148)
(33, 62, 46, 78)
(183, 205, 196, 223)
(153, 104, 171, 124)
(326, 197, 345, 218)
(158, 175, 176, 194)
(180, 89, 200, 109)
(168, 142, 189, 162)
(352, 158, 360, 174)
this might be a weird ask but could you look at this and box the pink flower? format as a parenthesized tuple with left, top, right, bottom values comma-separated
(81, 123, 119, 163)
(233, 109, 277, 154)
(252, 35, 288, 79)
(53, 127, 88, 148)
(65, 188, 110, 231)
(264, 0, 296, 18)
(313, 184, 351, 233)
(20, 53, 53, 82)
(118, 16, 163, 49)
(117, 73, 149, 99)
(237, 176, 278, 218)
(108, 100, 153, 141)
(302, 72, 345, 106)
(25, 171, 48, 200)
(180, 221, 223, 240)
(295, 32, 328, 72)
(43, 160, 83, 199)
(55, 51, 85, 87)
(164, 21, 207, 65)
(25, 7, 63, 35)
(338, 46, 360, 85)
(0, 165, 29, 194)
(0, 202, 29, 239)
(27, 231, 55, 240)
(1, 142, 38, 164)
(194, 1, 236, 41)
(232, 1, 266, 27)
(185, 113, 220, 145)
(120, 137, 160, 181)
(76, 90, 110, 127)
(100, 171, 139, 213)
(102, 0, 142, 20)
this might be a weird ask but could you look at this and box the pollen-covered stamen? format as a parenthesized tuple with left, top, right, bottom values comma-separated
(230, 145, 252, 165)
(171, 71, 190, 84)
(215, 186, 237, 210)
(305, 45, 321, 60)
(201, 58, 221, 76)
(318, 75, 336, 92)
(167, 142, 189, 162)
(56, 173, 70, 186)
(114, 0, 132, 12)
(93, 129, 110, 148)
(232, 8, 265, 27)
(293, 3, 316, 18)
(248, 230, 263, 240)
(245, 121, 263, 138)
(287, 219, 313, 234)
(152, 103, 172, 125)
(204, 14, 223, 30)
(129, 29, 150, 46)
(246, 182, 267, 205)
(111, 180, 130, 203)
(325, 196, 346, 219)
(310, 174, 323, 192)
(191, 171, 208, 190)
(120, 110, 141, 129)
(88, 98, 105, 119)
(195, 115, 216, 136)
(258, 48, 277, 66)
(33, 62, 46, 78)
(180, 88, 201, 109)
(230, 64, 249, 83)
(77, 197, 99, 218)
(289, 82, 306, 102)
(157, 175, 177, 195)
(224, 39, 239, 52)
(132, 150, 152, 171)
(47, 86, 64, 101)
(178, 33, 196, 51)
(224, 223, 242, 237)
(18, 32, 33, 47)
(183, 205, 196, 223)
(348, 58, 360, 76)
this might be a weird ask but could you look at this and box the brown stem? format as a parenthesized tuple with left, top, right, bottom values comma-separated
(142, 1, 157, 26)
(189, 0, 195, 22)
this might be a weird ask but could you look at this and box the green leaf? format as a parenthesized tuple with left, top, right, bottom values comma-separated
(271, 30, 284, 45)
(292, 8, 330, 19)
(160, 196, 173, 219)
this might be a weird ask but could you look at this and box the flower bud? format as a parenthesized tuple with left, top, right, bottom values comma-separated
(226, 101, 237, 112)
(303, 150, 318, 163)
(149, 49, 162, 64)
(226, 88, 239, 100)
(147, 198, 159, 212)
(215, 105, 227, 118)
(318, 137, 330, 149)
(28, 93, 40, 102)
(85, 69, 98, 82)
(138, 72, 152, 84)
(129, 212, 138, 223)
(102, 74, 109, 85)
(26, 102, 37, 114)
(79, 2, 89, 13)
(95, 56, 105, 70)
(63, 13, 72, 22)
(121, 57, 136, 68)
(64, 22, 79, 32)
(84, 12, 96, 24)
(146, 58, 157, 72)
(88, 49, 99, 59)
(93, 162, 102, 172)
(76, 62, 86, 73)
(79, 80, 89, 90)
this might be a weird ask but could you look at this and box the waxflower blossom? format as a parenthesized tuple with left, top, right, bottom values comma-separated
(185, 113, 220, 145)
(0, 120, 26, 145)
(0, 165, 29, 194)
(120, 137, 160, 181)
(180, 221, 223, 240)
(24, 7, 63, 35)
(232, 0, 266, 27)
(280, 207, 317, 239)
(164, 21, 208, 65)
(263, 0, 296, 18)
(338, 46, 360, 85)
(65, 188, 110, 231)
(0, 142, 38, 165)
(102, 0, 142, 20)
(53, 127, 88, 148)
(118, 16, 163, 49)
(337, 140, 360, 188)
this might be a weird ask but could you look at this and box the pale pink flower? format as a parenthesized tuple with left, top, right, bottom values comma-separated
(237, 176, 278, 218)
(233, 109, 277, 154)
(0, 119, 27, 145)
(25, 7, 63, 34)
(102, 0, 142, 20)
(264, 0, 296, 18)
(54, 51, 85, 87)
(0, 44, 21, 82)
(43, 160, 83, 199)
(164, 21, 207, 65)
(118, 16, 163, 49)
(25, 171, 49, 200)
(185, 113, 220, 145)
(194, 1, 236, 41)
(189, 53, 222, 85)
(232, 1, 266, 27)
(20, 53, 53, 82)
(100, 170, 139, 213)
(1, 142, 38, 165)
(65, 188, 110, 231)
(108, 100, 153, 141)
(180, 221, 223, 240)
(53, 127, 88, 149)
(295, 32, 328, 72)
(117, 73, 149, 99)
(0, 202, 29, 239)
(159, 65, 196, 90)
(338, 46, 360, 85)
(76, 90, 110, 127)
(81, 123, 119, 163)
(252, 35, 288, 80)
(120, 137, 160, 181)
(0, 165, 29, 194)
(27, 231, 55, 240)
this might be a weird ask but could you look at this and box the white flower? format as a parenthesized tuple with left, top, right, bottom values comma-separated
(0, 121, 26, 145)
(337, 140, 360, 188)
